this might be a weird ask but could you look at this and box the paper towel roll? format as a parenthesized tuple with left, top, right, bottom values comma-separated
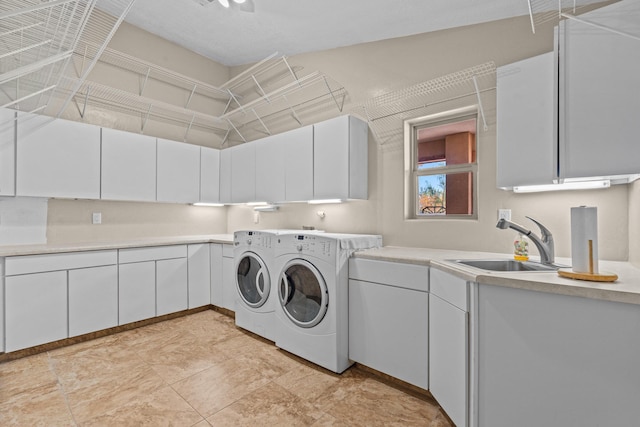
(571, 206, 599, 274)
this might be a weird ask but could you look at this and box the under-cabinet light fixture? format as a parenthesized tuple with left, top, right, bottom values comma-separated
(192, 202, 225, 207)
(253, 204, 279, 212)
(307, 199, 343, 204)
(513, 179, 610, 193)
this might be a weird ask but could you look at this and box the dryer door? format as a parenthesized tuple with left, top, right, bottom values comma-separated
(278, 258, 328, 328)
(236, 252, 270, 308)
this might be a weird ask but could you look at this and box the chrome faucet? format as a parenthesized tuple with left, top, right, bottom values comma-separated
(496, 216, 555, 265)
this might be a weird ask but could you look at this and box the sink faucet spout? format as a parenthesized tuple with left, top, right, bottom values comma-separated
(496, 216, 555, 265)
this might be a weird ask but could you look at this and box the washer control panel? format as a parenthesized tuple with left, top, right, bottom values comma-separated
(233, 230, 274, 250)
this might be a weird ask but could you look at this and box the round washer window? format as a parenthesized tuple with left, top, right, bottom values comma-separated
(236, 253, 270, 308)
(279, 259, 328, 328)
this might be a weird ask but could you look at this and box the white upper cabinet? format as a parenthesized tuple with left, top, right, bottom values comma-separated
(0, 108, 16, 196)
(219, 148, 232, 204)
(231, 142, 256, 203)
(283, 125, 314, 201)
(496, 52, 555, 189)
(200, 147, 220, 203)
(255, 134, 285, 203)
(558, 0, 640, 179)
(101, 128, 157, 202)
(16, 113, 101, 199)
(313, 115, 368, 200)
(157, 138, 201, 203)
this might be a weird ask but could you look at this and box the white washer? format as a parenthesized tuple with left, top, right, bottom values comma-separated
(273, 232, 382, 373)
(233, 230, 278, 341)
(233, 229, 324, 341)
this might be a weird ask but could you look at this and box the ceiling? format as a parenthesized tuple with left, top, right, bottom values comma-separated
(112, 0, 535, 66)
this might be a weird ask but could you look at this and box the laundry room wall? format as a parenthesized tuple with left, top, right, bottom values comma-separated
(227, 15, 630, 261)
(41, 19, 230, 244)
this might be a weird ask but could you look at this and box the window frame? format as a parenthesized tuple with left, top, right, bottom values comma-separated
(403, 106, 479, 220)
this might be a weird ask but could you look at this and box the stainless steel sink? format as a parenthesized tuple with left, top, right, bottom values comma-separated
(452, 259, 558, 272)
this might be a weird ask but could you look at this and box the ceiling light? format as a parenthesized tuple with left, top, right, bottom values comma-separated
(233, 0, 246, 3)
(513, 180, 610, 193)
(218, 0, 230, 8)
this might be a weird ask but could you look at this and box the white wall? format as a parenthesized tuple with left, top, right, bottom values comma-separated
(227, 15, 630, 261)
(24, 14, 632, 261)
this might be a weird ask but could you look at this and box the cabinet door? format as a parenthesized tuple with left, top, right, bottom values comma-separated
(210, 243, 223, 307)
(314, 115, 368, 200)
(156, 257, 188, 316)
(0, 108, 16, 196)
(188, 244, 211, 308)
(348, 279, 428, 389)
(219, 148, 232, 204)
(230, 142, 256, 203)
(429, 294, 468, 427)
(200, 147, 220, 203)
(496, 52, 555, 188)
(101, 128, 156, 202)
(559, 3, 640, 179)
(5, 271, 68, 352)
(69, 265, 118, 337)
(221, 251, 236, 311)
(119, 261, 156, 324)
(157, 138, 201, 203)
(255, 134, 285, 202)
(283, 125, 313, 201)
(16, 114, 101, 199)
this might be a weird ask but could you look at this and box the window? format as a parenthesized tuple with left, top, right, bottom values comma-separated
(404, 107, 478, 219)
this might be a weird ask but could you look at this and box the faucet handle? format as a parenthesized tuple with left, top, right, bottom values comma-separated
(525, 216, 553, 242)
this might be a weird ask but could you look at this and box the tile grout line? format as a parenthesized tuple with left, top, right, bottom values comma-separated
(47, 351, 80, 427)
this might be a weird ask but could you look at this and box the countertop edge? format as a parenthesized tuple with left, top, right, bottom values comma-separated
(0, 234, 234, 257)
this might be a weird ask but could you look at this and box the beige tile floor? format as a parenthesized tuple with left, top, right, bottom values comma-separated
(0, 310, 453, 426)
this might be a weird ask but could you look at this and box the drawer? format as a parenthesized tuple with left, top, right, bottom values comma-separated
(119, 245, 187, 264)
(430, 268, 468, 311)
(349, 258, 428, 292)
(5, 250, 117, 276)
(222, 243, 234, 258)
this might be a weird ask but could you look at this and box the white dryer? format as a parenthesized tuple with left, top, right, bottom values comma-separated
(273, 232, 382, 373)
(233, 230, 278, 341)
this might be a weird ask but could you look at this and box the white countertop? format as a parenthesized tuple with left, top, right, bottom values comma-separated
(0, 234, 234, 257)
(353, 246, 640, 306)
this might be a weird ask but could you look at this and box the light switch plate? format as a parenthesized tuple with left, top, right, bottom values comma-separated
(92, 212, 102, 225)
(498, 209, 511, 221)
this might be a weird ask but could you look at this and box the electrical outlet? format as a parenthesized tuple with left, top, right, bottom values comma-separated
(498, 209, 511, 221)
(253, 211, 260, 224)
(92, 212, 102, 225)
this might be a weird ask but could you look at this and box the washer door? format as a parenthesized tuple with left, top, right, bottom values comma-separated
(278, 259, 328, 328)
(236, 252, 270, 308)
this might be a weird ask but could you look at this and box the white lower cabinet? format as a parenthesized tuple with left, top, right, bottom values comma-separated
(5, 271, 68, 352)
(348, 258, 429, 389)
(156, 258, 188, 316)
(188, 244, 211, 308)
(68, 265, 118, 337)
(118, 261, 156, 325)
(118, 245, 188, 324)
(221, 244, 236, 311)
(476, 283, 640, 427)
(429, 268, 469, 427)
(210, 243, 223, 307)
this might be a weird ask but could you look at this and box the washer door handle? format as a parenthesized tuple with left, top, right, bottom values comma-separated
(279, 273, 292, 305)
(256, 268, 265, 297)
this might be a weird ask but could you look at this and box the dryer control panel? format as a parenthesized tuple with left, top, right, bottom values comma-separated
(278, 234, 335, 259)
